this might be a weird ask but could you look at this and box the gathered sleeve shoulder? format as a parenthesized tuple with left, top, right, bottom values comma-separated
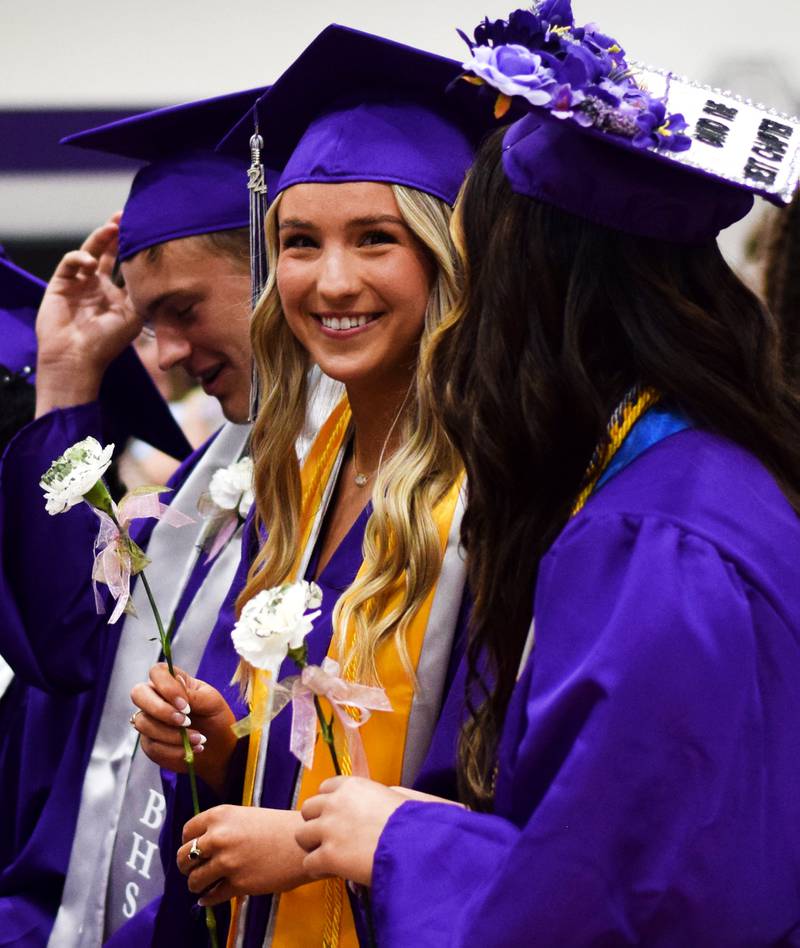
(371, 513, 800, 946)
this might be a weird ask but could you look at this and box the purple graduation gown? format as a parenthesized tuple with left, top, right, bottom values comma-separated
(0, 403, 217, 946)
(371, 429, 800, 946)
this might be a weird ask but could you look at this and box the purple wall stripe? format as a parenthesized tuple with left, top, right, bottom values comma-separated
(0, 108, 159, 172)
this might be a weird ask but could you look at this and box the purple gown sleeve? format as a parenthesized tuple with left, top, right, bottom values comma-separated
(0, 404, 105, 690)
(0, 404, 201, 693)
(371, 515, 800, 946)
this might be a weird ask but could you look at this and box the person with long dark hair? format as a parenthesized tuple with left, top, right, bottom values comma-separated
(294, 4, 800, 943)
(764, 185, 800, 384)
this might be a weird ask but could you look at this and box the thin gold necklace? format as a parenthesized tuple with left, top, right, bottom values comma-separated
(352, 436, 373, 487)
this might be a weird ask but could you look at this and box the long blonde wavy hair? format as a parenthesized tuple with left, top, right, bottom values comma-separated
(235, 183, 463, 692)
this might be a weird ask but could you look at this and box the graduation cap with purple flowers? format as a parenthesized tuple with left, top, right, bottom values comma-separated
(457, 1, 800, 243)
(0, 254, 192, 458)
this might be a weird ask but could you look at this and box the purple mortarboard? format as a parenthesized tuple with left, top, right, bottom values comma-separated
(219, 24, 503, 207)
(457, 1, 800, 243)
(0, 255, 191, 458)
(61, 87, 279, 261)
(60, 87, 283, 443)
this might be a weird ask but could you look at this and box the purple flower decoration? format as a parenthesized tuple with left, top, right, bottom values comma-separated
(459, 4, 693, 155)
(538, 0, 574, 28)
(633, 99, 667, 148)
(579, 24, 625, 61)
(656, 113, 692, 152)
(553, 43, 596, 87)
(632, 100, 692, 151)
(464, 44, 556, 106)
(549, 84, 585, 120)
(466, 10, 546, 51)
(463, 3, 571, 53)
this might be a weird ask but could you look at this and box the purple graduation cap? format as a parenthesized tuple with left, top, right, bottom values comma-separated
(62, 86, 283, 424)
(0, 253, 192, 459)
(218, 24, 505, 418)
(219, 24, 506, 207)
(61, 86, 279, 261)
(456, 1, 800, 243)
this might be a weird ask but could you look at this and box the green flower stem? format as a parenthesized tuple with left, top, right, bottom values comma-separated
(289, 644, 342, 777)
(139, 573, 174, 672)
(312, 695, 341, 776)
(138, 573, 219, 948)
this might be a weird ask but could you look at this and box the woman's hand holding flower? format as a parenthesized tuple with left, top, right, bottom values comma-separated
(296, 776, 410, 886)
(130, 663, 237, 797)
(176, 805, 311, 905)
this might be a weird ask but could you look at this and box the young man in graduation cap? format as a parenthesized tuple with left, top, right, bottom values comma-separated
(0, 89, 337, 947)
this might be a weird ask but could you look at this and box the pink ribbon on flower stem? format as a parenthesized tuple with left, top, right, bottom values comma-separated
(91, 492, 194, 624)
(289, 657, 392, 777)
(204, 512, 239, 564)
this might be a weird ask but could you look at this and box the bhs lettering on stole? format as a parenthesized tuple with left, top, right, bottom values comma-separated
(121, 787, 166, 920)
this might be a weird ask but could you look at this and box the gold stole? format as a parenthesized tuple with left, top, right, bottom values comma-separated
(228, 396, 351, 945)
(227, 395, 463, 947)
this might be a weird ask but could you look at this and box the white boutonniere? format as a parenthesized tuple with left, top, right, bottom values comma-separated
(197, 456, 254, 563)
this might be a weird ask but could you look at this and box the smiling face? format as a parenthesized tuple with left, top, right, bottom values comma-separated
(275, 182, 434, 394)
(121, 235, 251, 422)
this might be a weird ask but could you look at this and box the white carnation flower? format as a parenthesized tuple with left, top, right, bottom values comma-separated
(208, 456, 254, 519)
(40, 437, 115, 516)
(231, 580, 323, 673)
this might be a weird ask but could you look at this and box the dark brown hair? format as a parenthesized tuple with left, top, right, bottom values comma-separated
(764, 189, 800, 383)
(424, 130, 800, 809)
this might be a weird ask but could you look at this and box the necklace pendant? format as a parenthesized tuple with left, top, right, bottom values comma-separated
(354, 472, 369, 487)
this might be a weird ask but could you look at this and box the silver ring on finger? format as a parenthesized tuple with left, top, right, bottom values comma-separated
(129, 709, 142, 728)
(188, 838, 203, 862)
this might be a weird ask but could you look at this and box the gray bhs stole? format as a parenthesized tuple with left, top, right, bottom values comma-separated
(48, 421, 251, 947)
